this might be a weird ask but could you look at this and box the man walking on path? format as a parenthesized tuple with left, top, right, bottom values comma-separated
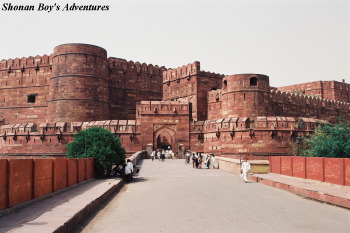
(241, 158, 251, 183)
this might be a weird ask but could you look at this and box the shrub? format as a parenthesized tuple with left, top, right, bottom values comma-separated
(66, 127, 125, 177)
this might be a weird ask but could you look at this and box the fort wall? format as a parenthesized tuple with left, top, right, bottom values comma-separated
(108, 58, 166, 119)
(190, 116, 323, 158)
(0, 119, 140, 156)
(276, 80, 350, 103)
(0, 55, 52, 125)
(207, 74, 350, 124)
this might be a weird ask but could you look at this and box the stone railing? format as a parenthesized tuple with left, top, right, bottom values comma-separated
(128, 151, 145, 166)
(216, 157, 269, 174)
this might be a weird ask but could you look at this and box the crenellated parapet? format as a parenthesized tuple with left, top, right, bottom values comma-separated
(108, 57, 166, 76)
(0, 55, 53, 73)
(271, 89, 350, 111)
(0, 120, 140, 156)
(276, 80, 350, 103)
(190, 116, 329, 157)
(137, 101, 189, 116)
(270, 89, 350, 122)
(163, 61, 224, 83)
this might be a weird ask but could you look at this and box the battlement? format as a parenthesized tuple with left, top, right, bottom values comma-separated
(270, 89, 350, 112)
(137, 101, 189, 115)
(191, 116, 325, 133)
(72, 120, 136, 134)
(108, 57, 167, 76)
(0, 55, 52, 72)
(163, 61, 224, 83)
(276, 80, 350, 103)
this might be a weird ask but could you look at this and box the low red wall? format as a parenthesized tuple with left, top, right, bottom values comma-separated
(0, 157, 94, 211)
(53, 158, 68, 192)
(86, 158, 94, 179)
(306, 157, 324, 182)
(8, 159, 33, 208)
(33, 159, 53, 199)
(77, 159, 86, 183)
(292, 157, 306, 179)
(269, 156, 281, 174)
(270, 156, 350, 186)
(0, 159, 8, 210)
(67, 159, 78, 186)
(345, 159, 350, 186)
(281, 157, 292, 176)
(324, 158, 344, 185)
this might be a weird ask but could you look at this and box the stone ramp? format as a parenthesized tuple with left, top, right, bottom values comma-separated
(0, 179, 123, 233)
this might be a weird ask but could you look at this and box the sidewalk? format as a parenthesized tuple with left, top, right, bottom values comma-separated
(0, 170, 349, 233)
(0, 179, 124, 233)
(250, 173, 350, 209)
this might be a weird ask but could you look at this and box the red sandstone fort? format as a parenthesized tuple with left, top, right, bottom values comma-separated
(0, 43, 349, 158)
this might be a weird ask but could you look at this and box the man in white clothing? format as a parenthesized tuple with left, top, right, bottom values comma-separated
(241, 159, 251, 183)
(126, 159, 134, 182)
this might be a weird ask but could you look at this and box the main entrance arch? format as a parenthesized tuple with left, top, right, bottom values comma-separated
(154, 126, 176, 150)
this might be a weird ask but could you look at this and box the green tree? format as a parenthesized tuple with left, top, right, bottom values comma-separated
(302, 119, 350, 158)
(66, 127, 125, 177)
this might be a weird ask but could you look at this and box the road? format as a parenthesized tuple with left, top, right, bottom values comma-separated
(79, 159, 350, 233)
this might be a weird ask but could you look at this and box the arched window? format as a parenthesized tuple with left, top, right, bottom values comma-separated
(223, 80, 227, 89)
(250, 77, 257, 86)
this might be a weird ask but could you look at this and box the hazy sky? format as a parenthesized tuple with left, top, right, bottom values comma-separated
(0, 0, 349, 87)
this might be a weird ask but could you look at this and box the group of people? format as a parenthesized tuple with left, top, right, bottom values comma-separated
(150, 148, 174, 161)
(188, 152, 216, 169)
(150, 148, 251, 183)
(110, 159, 138, 182)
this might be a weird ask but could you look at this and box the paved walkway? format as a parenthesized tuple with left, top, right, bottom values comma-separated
(81, 159, 350, 233)
(0, 159, 349, 233)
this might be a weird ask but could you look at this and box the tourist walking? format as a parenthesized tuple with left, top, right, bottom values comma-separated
(241, 159, 251, 183)
(161, 149, 165, 161)
(157, 150, 161, 161)
(205, 154, 210, 169)
(151, 150, 155, 161)
(211, 154, 216, 169)
(185, 151, 190, 164)
(197, 153, 202, 169)
(192, 153, 198, 168)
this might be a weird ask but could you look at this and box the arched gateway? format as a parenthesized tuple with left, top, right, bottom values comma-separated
(154, 126, 176, 150)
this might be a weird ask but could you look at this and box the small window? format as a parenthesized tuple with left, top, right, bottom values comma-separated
(27, 94, 37, 103)
(223, 80, 227, 89)
(250, 77, 257, 86)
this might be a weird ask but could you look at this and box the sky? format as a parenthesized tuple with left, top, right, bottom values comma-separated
(0, 0, 349, 87)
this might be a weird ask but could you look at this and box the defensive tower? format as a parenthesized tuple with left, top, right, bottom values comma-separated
(47, 44, 109, 124)
(221, 74, 271, 118)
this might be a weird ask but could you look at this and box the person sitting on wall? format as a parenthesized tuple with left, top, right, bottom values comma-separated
(126, 159, 134, 182)
(124, 162, 131, 182)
